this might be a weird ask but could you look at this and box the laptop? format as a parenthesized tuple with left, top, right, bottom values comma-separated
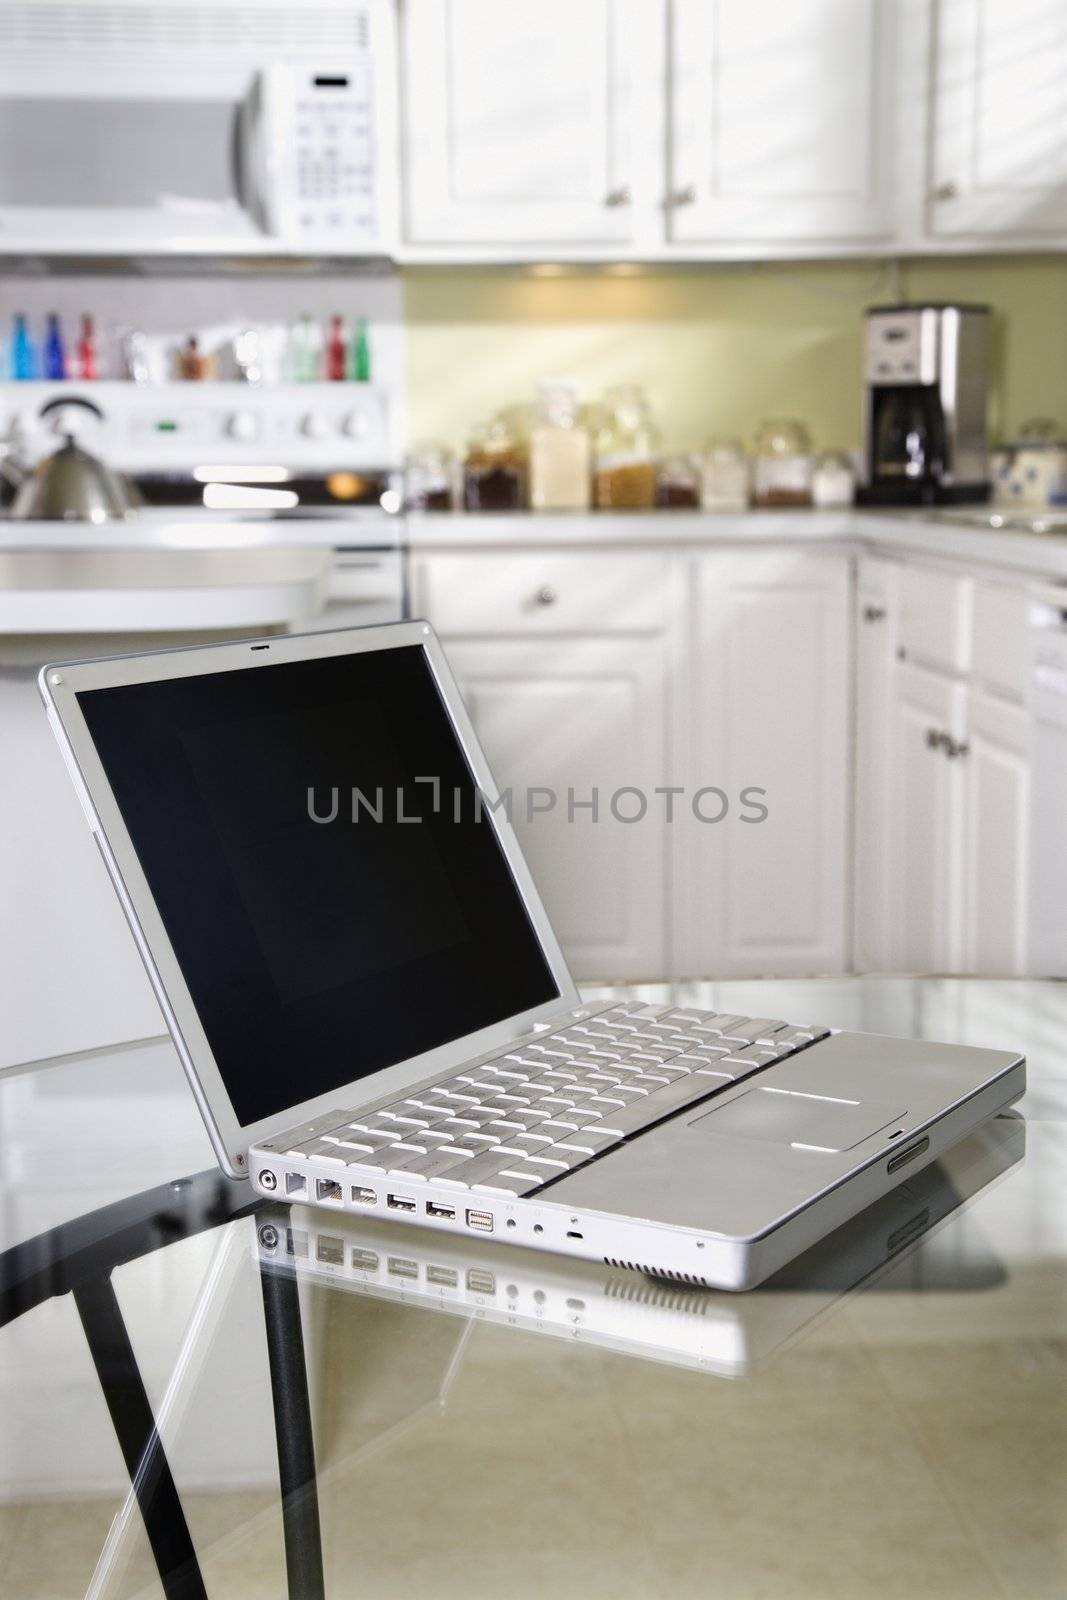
(40, 620, 1026, 1290)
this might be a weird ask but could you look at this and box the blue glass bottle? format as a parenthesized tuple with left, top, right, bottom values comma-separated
(11, 313, 37, 380)
(44, 313, 66, 379)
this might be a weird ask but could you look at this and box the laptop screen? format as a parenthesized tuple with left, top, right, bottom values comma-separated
(76, 643, 559, 1127)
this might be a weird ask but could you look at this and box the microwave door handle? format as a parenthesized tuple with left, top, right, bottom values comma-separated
(235, 75, 277, 236)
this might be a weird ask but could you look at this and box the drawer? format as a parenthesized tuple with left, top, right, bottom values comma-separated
(899, 565, 972, 674)
(412, 552, 671, 636)
(972, 579, 1028, 700)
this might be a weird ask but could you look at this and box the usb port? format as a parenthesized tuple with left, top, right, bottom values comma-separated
(426, 1200, 456, 1220)
(316, 1235, 344, 1266)
(351, 1248, 379, 1271)
(427, 1264, 459, 1288)
(466, 1267, 496, 1295)
(285, 1171, 307, 1198)
(387, 1256, 418, 1280)
(387, 1193, 417, 1214)
(351, 1185, 377, 1205)
(315, 1178, 342, 1205)
(466, 1208, 493, 1233)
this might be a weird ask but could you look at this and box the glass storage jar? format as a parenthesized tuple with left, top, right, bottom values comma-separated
(812, 450, 855, 508)
(529, 382, 591, 510)
(697, 437, 750, 511)
(463, 417, 527, 511)
(594, 385, 658, 510)
(405, 443, 455, 511)
(752, 419, 814, 508)
(656, 454, 701, 509)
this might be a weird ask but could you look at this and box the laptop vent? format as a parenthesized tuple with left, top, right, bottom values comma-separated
(603, 1257, 709, 1288)
(0, 3, 369, 56)
(605, 1278, 709, 1313)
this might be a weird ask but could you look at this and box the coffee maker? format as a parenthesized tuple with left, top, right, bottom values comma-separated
(859, 303, 990, 505)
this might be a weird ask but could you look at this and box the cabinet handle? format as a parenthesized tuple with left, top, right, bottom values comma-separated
(533, 585, 558, 607)
(604, 185, 631, 207)
(925, 727, 946, 751)
(667, 184, 697, 208)
(931, 180, 959, 202)
(945, 737, 970, 760)
(862, 604, 887, 623)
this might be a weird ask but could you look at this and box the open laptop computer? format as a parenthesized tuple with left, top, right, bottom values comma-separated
(40, 620, 1025, 1290)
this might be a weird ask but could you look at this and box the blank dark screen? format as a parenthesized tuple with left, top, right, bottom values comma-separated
(76, 645, 558, 1126)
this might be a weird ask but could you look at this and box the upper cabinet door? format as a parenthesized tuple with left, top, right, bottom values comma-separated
(929, 0, 1067, 238)
(668, 0, 894, 246)
(401, 0, 655, 246)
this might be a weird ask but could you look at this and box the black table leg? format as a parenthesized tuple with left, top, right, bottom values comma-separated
(73, 1275, 208, 1600)
(259, 1260, 325, 1600)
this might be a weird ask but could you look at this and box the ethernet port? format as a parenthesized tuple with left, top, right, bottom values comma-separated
(316, 1178, 343, 1205)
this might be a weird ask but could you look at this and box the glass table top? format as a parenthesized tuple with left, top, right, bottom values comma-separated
(1, 977, 1065, 1600)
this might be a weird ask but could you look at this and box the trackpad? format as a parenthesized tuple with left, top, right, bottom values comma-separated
(690, 1086, 905, 1152)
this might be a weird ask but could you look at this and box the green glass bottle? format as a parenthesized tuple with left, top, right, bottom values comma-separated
(349, 317, 371, 383)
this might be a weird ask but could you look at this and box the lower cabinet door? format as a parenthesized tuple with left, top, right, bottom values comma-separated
(441, 635, 669, 981)
(676, 552, 851, 978)
(889, 663, 967, 973)
(962, 688, 1030, 975)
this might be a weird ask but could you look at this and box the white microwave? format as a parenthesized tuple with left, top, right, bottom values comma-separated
(0, 0, 398, 256)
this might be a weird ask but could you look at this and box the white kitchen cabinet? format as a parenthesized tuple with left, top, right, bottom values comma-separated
(412, 551, 677, 980)
(929, 0, 1067, 241)
(675, 551, 851, 978)
(400, 0, 658, 246)
(853, 555, 900, 972)
(666, 0, 895, 246)
(961, 688, 1030, 975)
(888, 661, 967, 973)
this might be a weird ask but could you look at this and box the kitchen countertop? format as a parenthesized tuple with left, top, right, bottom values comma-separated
(406, 508, 1067, 579)
(0, 975, 1063, 1600)
(4, 508, 1067, 581)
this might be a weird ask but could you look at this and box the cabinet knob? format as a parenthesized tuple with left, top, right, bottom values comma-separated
(925, 727, 945, 750)
(667, 184, 697, 208)
(604, 185, 631, 208)
(862, 604, 887, 623)
(931, 180, 959, 202)
(945, 737, 970, 760)
(533, 584, 558, 607)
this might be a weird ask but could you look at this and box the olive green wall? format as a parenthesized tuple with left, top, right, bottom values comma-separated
(402, 256, 1067, 457)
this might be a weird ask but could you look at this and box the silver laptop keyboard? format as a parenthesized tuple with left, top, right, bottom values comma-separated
(282, 1002, 830, 1200)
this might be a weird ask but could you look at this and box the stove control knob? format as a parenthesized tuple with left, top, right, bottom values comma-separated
(226, 409, 260, 442)
(341, 408, 370, 440)
(300, 410, 330, 440)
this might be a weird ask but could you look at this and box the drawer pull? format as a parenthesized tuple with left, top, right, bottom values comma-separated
(533, 585, 558, 607)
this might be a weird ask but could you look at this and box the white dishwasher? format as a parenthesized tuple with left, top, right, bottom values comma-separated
(1028, 583, 1067, 975)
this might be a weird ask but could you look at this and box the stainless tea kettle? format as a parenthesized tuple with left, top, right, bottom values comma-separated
(0, 397, 139, 522)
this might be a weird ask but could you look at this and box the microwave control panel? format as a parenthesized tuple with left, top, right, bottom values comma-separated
(264, 65, 378, 244)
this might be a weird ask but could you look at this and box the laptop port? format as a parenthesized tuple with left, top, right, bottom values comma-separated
(426, 1200, 456, 1220)
(285, 1172, 307, 1199)
(351, 1248, 379, 1271)
(315, 1178, 343, 1205)
(427, 1264, 459, 1288)
(286, 1228, 308, 1259)
(259, 1169, 277, 1192)
(466, 1208, 493, 1233)
(351, 1185, 377, 1205)
(387, 1193, 417, 1213)
(466, 1267, 496, 1295)
(316, 1235, 344, 1266)
(387, 1256, 418, 1279)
